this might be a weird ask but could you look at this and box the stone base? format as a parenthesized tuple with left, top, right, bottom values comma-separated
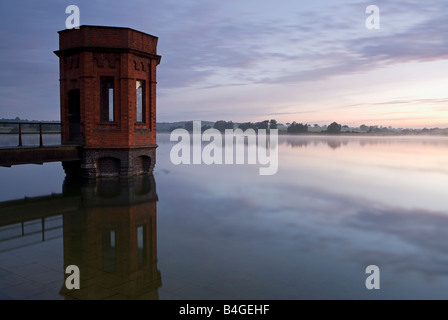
(64, 147, 157, 179)
(62, 173, 158, 206)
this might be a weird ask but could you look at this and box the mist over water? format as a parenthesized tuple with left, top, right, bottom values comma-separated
(1, 134, 448, 299)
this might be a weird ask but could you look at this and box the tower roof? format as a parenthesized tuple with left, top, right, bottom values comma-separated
(54, 25, 160, 60)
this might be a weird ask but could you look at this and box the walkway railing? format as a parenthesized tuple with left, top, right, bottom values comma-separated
(0, 121, 62, 147)
(0, 215, 63, 254)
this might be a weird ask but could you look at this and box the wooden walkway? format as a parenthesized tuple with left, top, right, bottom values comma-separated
(0, 121, 81, 167)
(0, 145, 81, 167)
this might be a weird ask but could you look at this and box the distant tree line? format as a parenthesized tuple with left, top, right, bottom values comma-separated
(236, 119, 277, 131)
(177, 119, 343, 134)
(163, 119, 448, 135)
(285, 121, 342, 134)
(179, 119, 278, 133)
(287, 122, 309, 133)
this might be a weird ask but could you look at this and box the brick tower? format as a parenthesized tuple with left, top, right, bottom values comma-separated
(54, 25, 161, 178)
(60, 175, 161, 299)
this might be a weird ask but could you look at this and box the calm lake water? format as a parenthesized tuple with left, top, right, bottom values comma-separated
(1, 133, 448, 299)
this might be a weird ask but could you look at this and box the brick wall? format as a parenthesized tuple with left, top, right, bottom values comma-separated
(55, 26, 161, 149)
(58, 26, 158, 55)
(62, 175, 160, 299)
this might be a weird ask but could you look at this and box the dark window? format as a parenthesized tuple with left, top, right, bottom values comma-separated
(103, 229, 116, 272)
(100, 77, 114, 122)
(68, 89, 81, 142)
(137, 225, 146, 267)
(136, 80, 145, 123)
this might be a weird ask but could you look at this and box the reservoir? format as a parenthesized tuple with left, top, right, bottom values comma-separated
(1, 134, 448, 299)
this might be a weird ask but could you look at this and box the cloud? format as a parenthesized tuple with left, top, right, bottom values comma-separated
(0, 0, 447, 123)
(344, 206, 448, 277)
(153, 0, 448, 92)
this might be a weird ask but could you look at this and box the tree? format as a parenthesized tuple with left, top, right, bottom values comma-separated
(287, 122, 308, 133)
(201, 125, 211, 132)
(255, 120, 269, 130)
(238, 122, 257, 131)
(213, 120, 234, 132)
(360, 124, 369, 132)
(169, 125, 183, 132)
(327, 122, 341, 134)
(184, 121, 193, 132)
(269, 119, 278, 130)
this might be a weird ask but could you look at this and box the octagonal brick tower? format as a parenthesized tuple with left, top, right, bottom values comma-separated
(54, 25, 161, 178)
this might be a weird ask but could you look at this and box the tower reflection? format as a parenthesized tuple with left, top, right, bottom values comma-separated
(60, 174, 161, 300)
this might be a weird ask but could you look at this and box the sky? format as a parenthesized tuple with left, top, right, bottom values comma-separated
(0, 0, 447, 128)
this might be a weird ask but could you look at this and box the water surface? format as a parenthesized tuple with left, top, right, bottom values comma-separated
(1, 134, 448, 299)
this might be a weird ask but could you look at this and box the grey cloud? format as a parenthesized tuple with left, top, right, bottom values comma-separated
(344, 206, 448, 277)
(1, 0, 447, 119)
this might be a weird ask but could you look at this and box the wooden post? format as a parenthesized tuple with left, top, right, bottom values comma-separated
(39, 123, 43, 147)
(18, 123, 22, 147)
(42, 217, 45, 241)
